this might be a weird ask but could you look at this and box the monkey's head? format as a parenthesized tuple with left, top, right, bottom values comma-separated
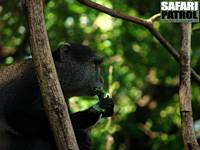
(53, 43, 104, 98)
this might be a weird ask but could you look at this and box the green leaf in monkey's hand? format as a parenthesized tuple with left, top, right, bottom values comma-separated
(94, 88, 114, 117)
(89, 97, 114, 117)
(94, 87, 110, 101)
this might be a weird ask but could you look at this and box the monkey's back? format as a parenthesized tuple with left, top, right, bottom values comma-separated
(0, 60, 36, 102)
(0, 60, 40, 119)
(0, 60, 56, 150)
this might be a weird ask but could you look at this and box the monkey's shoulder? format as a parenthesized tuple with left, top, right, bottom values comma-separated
(0, 59, 35, 88)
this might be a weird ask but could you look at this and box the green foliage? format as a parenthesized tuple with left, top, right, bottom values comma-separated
(192, 23, 200, 31)
(1, 0, 200, 149)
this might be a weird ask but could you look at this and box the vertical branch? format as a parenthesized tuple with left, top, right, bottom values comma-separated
(108, 66, 113, 96)
(105, 66, 114, 150)
(23, 0, 79, 150)
(179, 23, 199, 150)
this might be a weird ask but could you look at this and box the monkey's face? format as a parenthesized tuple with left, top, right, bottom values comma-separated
(69, 57, 104, 97)
(54, 43, 104, 98)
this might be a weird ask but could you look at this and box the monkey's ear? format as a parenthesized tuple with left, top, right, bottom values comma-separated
(53, 43, 71, 62)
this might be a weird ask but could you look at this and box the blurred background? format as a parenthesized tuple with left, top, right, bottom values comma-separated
(0, 0, 200, 149)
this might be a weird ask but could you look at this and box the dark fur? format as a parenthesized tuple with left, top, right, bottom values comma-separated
(0, 43, 104, 150)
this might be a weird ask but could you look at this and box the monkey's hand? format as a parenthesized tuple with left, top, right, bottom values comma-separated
(99, 98, 114, 117)
(91, 98, 114, 118)
(71, 99, 114, 129)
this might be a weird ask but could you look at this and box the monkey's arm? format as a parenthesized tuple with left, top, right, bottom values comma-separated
(70, 108, 100, 129)
(70, 99, 114, 129)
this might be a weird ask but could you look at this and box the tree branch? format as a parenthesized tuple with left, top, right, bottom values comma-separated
(77, 0, 148, 27)
(179, 23, 199, 150)
(147, 13, 161, 22)
(77, 0, 200, 85)
(23, 0, 79, 150)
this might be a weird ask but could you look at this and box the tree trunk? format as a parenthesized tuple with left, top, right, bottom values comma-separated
(23, 0, 79, 150)
(179, 23, 199, 150)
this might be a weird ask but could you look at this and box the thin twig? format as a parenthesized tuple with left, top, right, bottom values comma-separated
(147, 13, 161, 23)
(77, 0, 149, 27)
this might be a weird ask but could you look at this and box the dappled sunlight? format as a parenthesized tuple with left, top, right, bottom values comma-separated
(64, 17, 75, 27)
(93, 14, 114, 32)
(138, 95, 150, 107)
(147, 68, 159, 84)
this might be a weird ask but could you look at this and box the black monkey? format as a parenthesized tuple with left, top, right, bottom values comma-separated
(0, 43, 114, 150)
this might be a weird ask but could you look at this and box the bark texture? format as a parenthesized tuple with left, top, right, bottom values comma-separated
(23, 0, 79, 150)
(179, 23, 199, 150)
